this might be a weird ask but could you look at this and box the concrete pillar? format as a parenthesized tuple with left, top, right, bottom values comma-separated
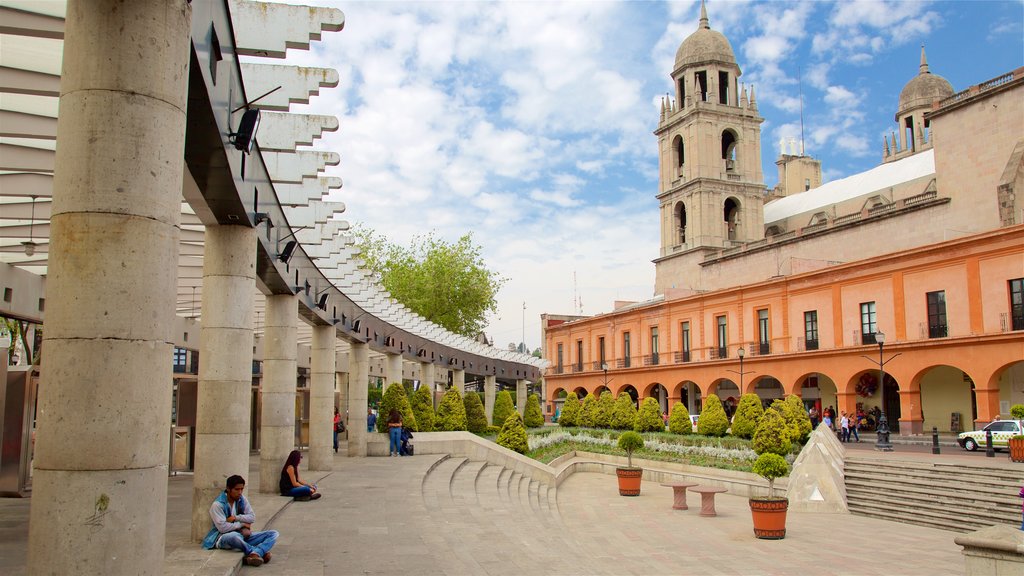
(259, 294, 298, 493)
(453, 369, 465, 394)
(309, 325, 335, 469)
(190, 225, 258, 539)
(347, 342, 369, 456)
(484, 375, 496, 425)
(385, 352, 403, 385)
(516, 379, 528, 416)
(419, 362, 433, 405)
(28, 2, 191, 570)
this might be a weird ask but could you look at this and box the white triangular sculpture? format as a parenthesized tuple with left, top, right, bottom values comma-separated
(786, 423, 848, 512)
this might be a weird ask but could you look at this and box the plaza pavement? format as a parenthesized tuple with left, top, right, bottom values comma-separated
(0, 447, 981, 575)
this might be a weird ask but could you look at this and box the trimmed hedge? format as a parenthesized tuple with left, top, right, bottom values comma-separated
(497, 413, 529, 454)
(594, 391, 615, 429)
(667, 402, 691, 435)
(579, 392, 599, 428)
(410, 385, 436, 432)
(752, 407, 791, 456)
(435, 388, 468, 431)
(730, 393, 764, 439)
(610, 393, 637, 430)
(492, 390, 515, 427)
(697, 393, 729, 437)
(559, 393, 581, 427)
(377, 382, 417, 433)
(635, 397, 665, 433)
(523, 393, 544, 428)
(785, 394, 813, 442)
(464, 391, 488, 433)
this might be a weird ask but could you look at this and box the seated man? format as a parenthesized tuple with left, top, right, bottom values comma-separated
(202, 474, 278, 567)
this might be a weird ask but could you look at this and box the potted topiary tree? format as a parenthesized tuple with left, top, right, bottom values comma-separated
(616, 431, 645, 496)
(1009, 404, 1024, 462)
(749, 407, 791, 539)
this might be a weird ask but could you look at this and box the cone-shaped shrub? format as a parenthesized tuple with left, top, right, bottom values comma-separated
(410, 385, 436, 432)
(435, 388, 468, 431)
(496, 413, 529, 454)
(492, 390, 515, 427)
(730, 393, 764, 439)
(594, 391, 615, 429)
(579, 392, 599, 428)
(752, 407, 791, 456)
(377, 382, 417, 433)
(697, 393, 729, 437)
(523, 393, 544, 428)
(770, 398, 804, 444)
(634, 397, 664, 433)
(464, 391, 488, 433)
(785, 394, 813, 442)
(667, 402, 691, 434)
(609, 393, 638, 430)
(559, 393, 581, 427)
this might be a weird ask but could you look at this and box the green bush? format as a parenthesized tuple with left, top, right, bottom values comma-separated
(492, 390, 515, 427)
(617, 431, 644, 468)
(523, 393, 545, 428)
(1010, 404, 1024, 420)
(752, 453, 790, 498)
(610, 393, 638, 430)
(377, 382, 417, 433)
(464, 391, 488, 433)
(486, 425, 501, 436)
(697, 393, 729, 437)
(730, 393, 764, 439)
(785, 394, 813, 442)
(410, 385, 436, 432)
(559, 393, 581, 427)
(435, 388, 468, 431)
(770, 397, 807, 444)
(579, 392, 599, 428)
(496, 413, 529, 454)
(594, 391, 615, 429)
(634, 397, 665, 433)
(367, 384, 383, 409)
(403, 380, 415, 400)
(752, 408, 791, 456)
(667, 402, 691, 434)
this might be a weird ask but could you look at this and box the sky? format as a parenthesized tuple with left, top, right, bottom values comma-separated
(274, 0, 1024, 353)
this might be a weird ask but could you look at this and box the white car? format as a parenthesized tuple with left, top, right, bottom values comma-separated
(957, 419, 1024, 451)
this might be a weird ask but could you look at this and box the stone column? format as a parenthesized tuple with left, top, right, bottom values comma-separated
(484, 375, 496, 425)
(453, 369, 465, 394)
(191, 225, 257, 539)
(258, 294, 298, 494)
(973, 388, 1000, 429)
(309, 325, 335, 469)
(385, 352, 403, 386)
(516, 379, 528, 416)
(28, 2, 191, 571)
(347, 342, 369, 456)
(419, 361, 434, 405)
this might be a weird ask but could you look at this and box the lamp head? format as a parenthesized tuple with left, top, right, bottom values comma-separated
(601, 362, 608, 371)
(876, 332, 886, 345)
(231, 108, 261, 154)
(738, 347, 745, 359)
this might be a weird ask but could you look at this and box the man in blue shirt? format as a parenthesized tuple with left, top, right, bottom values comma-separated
(202, 475, 278, 567)
(367, 407, 377, 432)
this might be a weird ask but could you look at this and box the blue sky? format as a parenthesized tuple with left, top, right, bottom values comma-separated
(279, 0, 1024, 351)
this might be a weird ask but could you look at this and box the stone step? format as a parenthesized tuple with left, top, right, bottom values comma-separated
(451, 459, 487, 509)
(495, 467, 512, 504)
(844, 464, 1014, 488)
(845, 475, 1020, 509)
(845, 457, 1015, 481)
(420, 455, 466, 511)
(846, 485, 1019, 526)
(847, 498, 1002, 533)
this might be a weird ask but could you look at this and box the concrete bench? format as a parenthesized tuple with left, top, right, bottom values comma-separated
(690, 486, 727, 517)
(660, 482, 699, 510)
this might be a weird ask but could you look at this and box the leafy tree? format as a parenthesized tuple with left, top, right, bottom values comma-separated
(609, 393, 638, 430)
(523, 394, 544, 428)
(377, 382, 416, 433)
(410, 385, 436, 432)
(667, 402, 691, 435)
(594, 391, 615, 429)
(464, 392, 488, 433)
(635, 397, 664, 433)
(752, 453, 790, 498)
(496, 413, 529, 454)
(752, 407, 791, 456)
(617, 431, 644, 468)
(785, 394, 813, 442)
(559, 393, 581, 427)
(731, 393, 765, 439)
(770, 397, 808, 444)
(367, 384, 382, 409)
(402, 380, 415, 400)
(492, 390, 515, 427)
(579, 392, 599, 428)
(697, 393, 729, 437)
(435, 388, 468, 431)
(352, 225, 505, 337)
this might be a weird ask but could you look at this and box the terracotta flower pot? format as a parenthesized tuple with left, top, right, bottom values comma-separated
(1009, 437, 1024, 463)
(749, 497, 788, 539)
(616, 467, 643, 496)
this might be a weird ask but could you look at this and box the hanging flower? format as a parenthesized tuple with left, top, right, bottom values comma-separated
(856, 373, 878, 398)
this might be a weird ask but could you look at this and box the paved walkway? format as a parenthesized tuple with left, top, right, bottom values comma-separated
(0, 448, 988, 575)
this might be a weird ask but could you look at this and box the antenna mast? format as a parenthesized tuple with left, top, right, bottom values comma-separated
(798, 65, 805, 155)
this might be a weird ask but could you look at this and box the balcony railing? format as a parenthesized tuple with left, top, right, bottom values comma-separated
(643, 353, 660, 366)
(862, 332, 879, 345)
(758, 342, 770, 355)
(805, 339, 819, 351)
(928, 324, 948, 339)
(674, 350, 691, 363)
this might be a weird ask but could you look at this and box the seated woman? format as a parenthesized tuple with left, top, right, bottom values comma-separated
(279, 450, 321, 501)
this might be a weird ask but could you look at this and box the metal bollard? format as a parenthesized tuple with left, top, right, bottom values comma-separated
(985, 429, 995, 457)
(931, 427, 940, 455)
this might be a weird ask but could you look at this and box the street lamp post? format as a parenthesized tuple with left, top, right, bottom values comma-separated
(737, 347, 746, 391)
(601, 362, 609, 390)
(874, 332, 893, 451)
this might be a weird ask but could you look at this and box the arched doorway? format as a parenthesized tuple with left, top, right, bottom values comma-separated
(798, 372, 838, 424)
(619, 384, 639, 408)
(710, 378, 739, 418)
(674, 380, 702, 414)
(915, 364, 975, 433)
(646, 383, 669, 413)
(854, 370, 900, 432)
(724, 197, 740, 241)
(751, 376, 784, 407)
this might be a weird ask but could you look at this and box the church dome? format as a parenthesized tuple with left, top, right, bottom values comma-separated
(897, 47, 953, 115)
(674, 2, 737, 70)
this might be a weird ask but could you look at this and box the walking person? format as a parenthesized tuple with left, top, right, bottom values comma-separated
(840, 412, 851, 442)
(809, 406, 819, 429)
(387, 408, 403, 457)
(849, 415, 861, 442)
(202, 475, 278, 567)
(367, 407, 377, 433)
(279, 450, 321, 501)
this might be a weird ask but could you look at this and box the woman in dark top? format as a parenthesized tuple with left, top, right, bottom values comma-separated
(387, 409, 403, 457)
(279, 450, 320, 500)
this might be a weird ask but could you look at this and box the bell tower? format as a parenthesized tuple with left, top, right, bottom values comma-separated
(654, 0, 766, 292)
